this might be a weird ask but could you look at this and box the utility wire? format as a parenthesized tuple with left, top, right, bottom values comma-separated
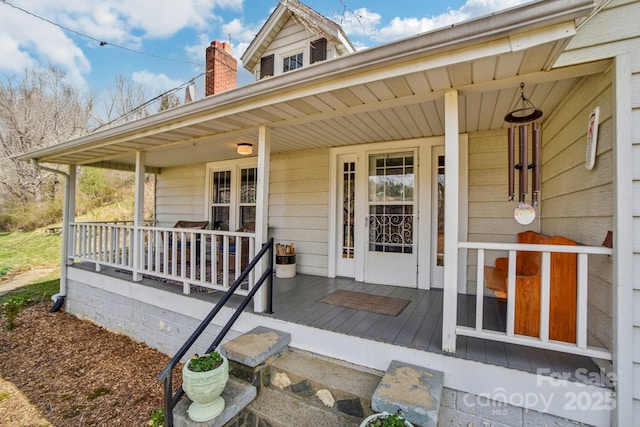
(1, 0, 204, 67)
(91, 72, 205, 132)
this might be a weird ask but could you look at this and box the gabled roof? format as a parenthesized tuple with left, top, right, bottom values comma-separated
(241, 0, 355, 71)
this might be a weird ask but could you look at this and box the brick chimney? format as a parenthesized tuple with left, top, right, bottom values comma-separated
(205, 41, 237, 96)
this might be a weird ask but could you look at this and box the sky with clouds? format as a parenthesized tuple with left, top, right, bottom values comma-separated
(0, 0, 531, 98)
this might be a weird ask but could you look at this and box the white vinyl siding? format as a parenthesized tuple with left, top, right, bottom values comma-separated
(556, 2, 640, 420)
(154, 164, 206, 227)
(466, 129, 530, 294)
(542, 69, 614, 351)
(631, 43, 640, 424)
(269, 148, 330, 276)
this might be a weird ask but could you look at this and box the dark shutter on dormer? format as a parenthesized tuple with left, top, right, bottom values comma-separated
(310, 38, 327, 64)
(260, 54, 274, 79)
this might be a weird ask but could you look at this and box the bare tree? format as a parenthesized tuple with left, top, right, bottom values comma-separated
(158, 93, 180, 112)
(0, 66, 94, 204)
(95, 74, 151, 128)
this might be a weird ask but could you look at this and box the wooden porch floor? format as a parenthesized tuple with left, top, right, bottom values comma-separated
(76, 264, 603, 382)
(257, 274, 602, 380)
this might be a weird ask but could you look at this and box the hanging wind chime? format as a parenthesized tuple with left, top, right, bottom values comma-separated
(505, 83, 543, 225)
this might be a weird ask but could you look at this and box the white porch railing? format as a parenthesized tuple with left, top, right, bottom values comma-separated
(458, 241, 612, 360)
(70, 222, 255, 295)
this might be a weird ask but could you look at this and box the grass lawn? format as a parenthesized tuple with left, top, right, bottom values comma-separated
(0, 230, 61, 280)
(0, 279, 60, 305)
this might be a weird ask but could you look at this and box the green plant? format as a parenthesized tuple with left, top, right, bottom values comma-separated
(366, 410, 408, 427)
(2, 295, 32, 330)
(0, 265, 11, 276)
(148, 408, 164, 427)
(187, 352, 223, 372)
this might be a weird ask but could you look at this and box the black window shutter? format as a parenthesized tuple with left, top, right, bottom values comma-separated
(310, 38, 327, 64)
(260, 54, 274, 78)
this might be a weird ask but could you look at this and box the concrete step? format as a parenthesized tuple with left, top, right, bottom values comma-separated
(244, 386, 361, 427)
(269, 350, 382, 420)
(173, 378, 257, 427)
(173, 326, 289, 427)
(371, 360, 444, 427)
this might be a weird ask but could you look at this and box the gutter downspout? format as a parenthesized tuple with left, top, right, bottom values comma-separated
(31, 159, 72, 312)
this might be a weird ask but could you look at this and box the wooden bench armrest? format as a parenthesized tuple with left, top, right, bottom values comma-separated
(494, 257, 508, 271)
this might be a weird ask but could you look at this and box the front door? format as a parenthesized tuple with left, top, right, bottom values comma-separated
(364, 151, 417, 287)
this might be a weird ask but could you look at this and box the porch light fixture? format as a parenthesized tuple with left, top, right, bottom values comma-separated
(237, 143, 253, 155)
(505, 83, 543, 209)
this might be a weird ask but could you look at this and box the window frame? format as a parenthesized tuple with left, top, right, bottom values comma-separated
(282, 51, 304, 73)
(205, 159, 258, 232)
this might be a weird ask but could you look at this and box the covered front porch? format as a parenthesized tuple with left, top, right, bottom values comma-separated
(67, 261, 613, 425)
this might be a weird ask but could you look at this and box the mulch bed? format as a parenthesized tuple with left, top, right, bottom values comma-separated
(317, 290, 410, 316)
(0, 303, 176, 426)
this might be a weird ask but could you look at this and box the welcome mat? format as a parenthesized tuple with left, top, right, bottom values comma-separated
(317, 290, 410, 316)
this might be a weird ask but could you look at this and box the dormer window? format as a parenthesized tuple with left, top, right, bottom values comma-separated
(283, 53, 303, 73)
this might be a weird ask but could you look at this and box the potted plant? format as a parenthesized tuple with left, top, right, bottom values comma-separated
(360, 410, 414, 427)
(181, 351, 229, 422)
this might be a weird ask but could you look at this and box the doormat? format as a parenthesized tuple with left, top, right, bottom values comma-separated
(317, 290, 410, 316)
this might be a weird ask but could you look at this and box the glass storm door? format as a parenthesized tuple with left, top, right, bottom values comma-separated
(365, 151, 417, 287)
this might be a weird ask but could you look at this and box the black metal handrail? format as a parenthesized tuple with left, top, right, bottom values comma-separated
(157, 237, 274, 427)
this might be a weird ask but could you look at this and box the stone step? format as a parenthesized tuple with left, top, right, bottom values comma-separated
(219, 326, 291, 393)
(173, 377, 257, 427)
(269, 350, 382, 420)
(244, 386, 361, 427)
(371, 360, 444, 427)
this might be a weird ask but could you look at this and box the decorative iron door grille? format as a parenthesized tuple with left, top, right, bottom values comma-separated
(367, 152, 415, 254)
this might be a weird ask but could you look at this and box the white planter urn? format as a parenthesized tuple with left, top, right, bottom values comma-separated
(181, 355, 229, 422)
(360, 412, 414, 427)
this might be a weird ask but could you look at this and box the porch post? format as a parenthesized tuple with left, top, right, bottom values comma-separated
(132, 151, 145, 282)
(253, 126, 271, 312)
(60, 164, 77, 296)
(442, 90, 459, 353)
(612, 53, 633, 427)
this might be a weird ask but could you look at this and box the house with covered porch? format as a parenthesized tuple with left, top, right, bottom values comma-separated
(18, 0, 639, 425)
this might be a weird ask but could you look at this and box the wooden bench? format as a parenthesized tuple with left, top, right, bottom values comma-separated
(484, 230, 577, 343)
(170, 221, 209, 260)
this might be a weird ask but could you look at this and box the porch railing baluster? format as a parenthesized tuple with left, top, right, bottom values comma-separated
(68, 223, 256, 296)
(505, 250, 516, 337)
(576, 253, 589, 348)
(475, 249, 485, 331)
(457, 241, 612, 360)
(539, 252, 551, 342)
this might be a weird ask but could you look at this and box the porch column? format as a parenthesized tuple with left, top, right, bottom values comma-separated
(612, 53, 633, 427)
(132, 151, 145, 282)
(60, 164, 77, 296)
(253, 126, 271, 312)
(442, 90, 459, 353)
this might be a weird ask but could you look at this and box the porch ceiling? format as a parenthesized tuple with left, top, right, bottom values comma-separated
(20, 0, 605, 172)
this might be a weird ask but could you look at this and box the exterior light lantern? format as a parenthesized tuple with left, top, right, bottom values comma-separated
(237, 143, 253, 155)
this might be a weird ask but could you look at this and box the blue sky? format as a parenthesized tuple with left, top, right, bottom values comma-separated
(0, 0, 530, 99)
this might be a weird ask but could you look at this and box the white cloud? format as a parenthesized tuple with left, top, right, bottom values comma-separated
(334, 8, 381, 37)
(0, 3, 90, 86)
(131, 70, 184, 95)
(346, 0, 531, 42)
(0, 0, 244, 86)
